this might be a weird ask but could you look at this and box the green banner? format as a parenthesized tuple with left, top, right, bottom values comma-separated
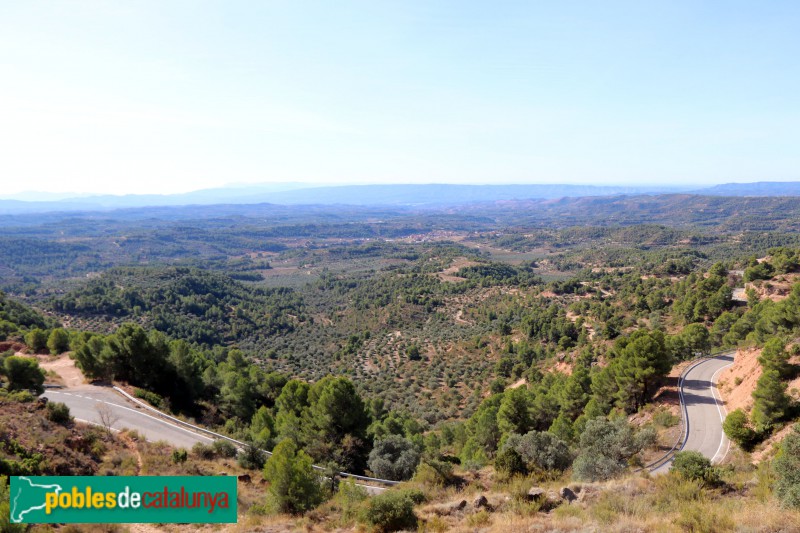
(9, 476, 237, 524)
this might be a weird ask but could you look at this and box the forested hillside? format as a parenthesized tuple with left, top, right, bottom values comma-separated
(3, 198, 800, 530)
(51, 267, 304, 346)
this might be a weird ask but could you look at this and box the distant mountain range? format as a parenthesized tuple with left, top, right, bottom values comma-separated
(691, 181, 800, 196)
(1, 181, 799, 214)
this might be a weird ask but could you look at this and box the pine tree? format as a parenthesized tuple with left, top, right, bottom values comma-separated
(752, 368, 790, 432)
(263, 439, 323, 514)
(24, 328, 48, 354)
(612, 330, 672, 412)
(759, 338, 792, 379)
(549, 412, 576, 443)
(73, 335, 114, 380)
(590, 367, 618, 414)
(2, 356, 45, 394)
(560, 366, 591, 419)
(250, 406, 276, 449)
(466, 394, 504, 455)
(275, 379, 310, 444)
(302, 376, 370, 471)
(46, 328, 70, 355)
(497, 386, 532, 437)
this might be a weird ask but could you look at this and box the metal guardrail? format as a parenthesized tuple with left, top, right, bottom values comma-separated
(637, 349, 735, 473)
(113, 386, 400, 486)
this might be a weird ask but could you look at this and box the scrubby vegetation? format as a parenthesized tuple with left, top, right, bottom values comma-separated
(3, 199, 800, 529)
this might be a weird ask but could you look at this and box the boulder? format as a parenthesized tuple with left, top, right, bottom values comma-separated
(526, 487, 561, 511)
(473, 494, 490, 509)
(560, 487, 578, 503)
(429, 500, 468, 516)
(576, 485, 601, 504)
(543, 491, 562, 511)
(527, 487, 546, 500)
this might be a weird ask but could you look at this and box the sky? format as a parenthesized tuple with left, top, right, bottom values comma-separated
(1, 1, 799, 197)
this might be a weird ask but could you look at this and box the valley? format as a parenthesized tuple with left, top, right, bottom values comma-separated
(3, 195, 800, 531)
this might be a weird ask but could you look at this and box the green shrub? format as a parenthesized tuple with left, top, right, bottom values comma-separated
(774, 424, 800, 509)
(367, 435, 421, 481)
(573, 418, 649, 481)
(0, 389, 34, 403)
(212, 439, 238, 458)
(653, 408, 679, 428)
(171, 448, 188, 464)
(399, 488, 425, 504)
(495, 446, 526, 477)
(2, 356, 45, 394)
(45, 401, 72, 424)
(501, 430, 572, 472)
(237, 441, 266, 470)
(333, 479, 368, 523)
(722, 409, 756, 449)
(648, 472, 705, 512)
(670, 451, 717, 484)
(358, 489, 418, 532)
(466, 510, 491, 527)
(133, 388, 164, 409)
(412, 459, 455, 487)
(191, 442, 215, 459)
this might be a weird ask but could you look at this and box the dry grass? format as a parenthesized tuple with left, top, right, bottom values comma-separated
(10, 403, 797, 533)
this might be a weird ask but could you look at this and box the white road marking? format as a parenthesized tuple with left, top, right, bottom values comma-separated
(46, 389, 388, 493)
(710, 360, 734, 463)
(46, 390, 214, 443)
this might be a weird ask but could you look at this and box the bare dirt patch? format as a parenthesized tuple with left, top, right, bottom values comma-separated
(717, 347, 761, 413)
(506, 378, 527, 390)
(38, 353, 87, 388)
(752, 423, 796, 463)
(438, 256, 479, 282)
(0, 341, 25, 353)
(550, 361, 573, 376)
(454, 308, 472, 325)
(746, 273, 800, 302)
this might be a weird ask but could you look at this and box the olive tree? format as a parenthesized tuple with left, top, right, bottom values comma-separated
(367, 435, 421, 481)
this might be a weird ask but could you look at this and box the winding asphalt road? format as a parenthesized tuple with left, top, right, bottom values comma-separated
(44, 353, 736, 482)
(43, 385, 215, 449)
(651, 353, 735, 474)
(43, 383, 389, 493)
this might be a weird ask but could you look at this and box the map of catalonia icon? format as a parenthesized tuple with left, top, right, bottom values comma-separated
(10, 477, 63, 523)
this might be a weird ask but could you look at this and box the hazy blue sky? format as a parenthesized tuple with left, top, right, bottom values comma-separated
(1, 1, 799, 195)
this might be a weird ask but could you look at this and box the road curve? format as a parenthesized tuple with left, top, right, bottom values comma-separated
(651, 353, 735, 474)
(43, 385, 388, 494)
(44, 386, 215, 449)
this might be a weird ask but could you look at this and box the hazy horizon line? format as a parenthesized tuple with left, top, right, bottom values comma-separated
(3, 179, 799, 201)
